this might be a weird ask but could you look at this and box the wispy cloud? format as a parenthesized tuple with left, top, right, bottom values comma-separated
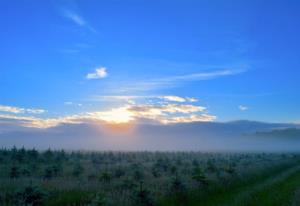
(89, 95, 198, 104)
(64, 102, 82, 107)
(86, 67, 108, 79)
(64, 10, 86, 26)
(159, 69, 246, 82)
(62, 10, 97, 33)
(239, 105, 249, 111)
(128, 104, 205, 115)
(0, 105, 24, 114)
(120, 69, 247, 92)
(0, 105, 46, 114)
(0, 114, 80, 129)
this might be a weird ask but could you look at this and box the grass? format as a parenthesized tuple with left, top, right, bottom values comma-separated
(243, 167, 300, 206)
(1, 148, 300, 206)
(160, 161, 300, 206)
(45, 190, 93, 206)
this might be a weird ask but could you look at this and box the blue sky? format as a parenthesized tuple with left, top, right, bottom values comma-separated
(0, 0, 300, 127)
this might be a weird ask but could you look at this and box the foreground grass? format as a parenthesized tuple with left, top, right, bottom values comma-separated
(243, 166, 300, 206)
(161, 161, 300, 206)
(1, 148, 300, 206)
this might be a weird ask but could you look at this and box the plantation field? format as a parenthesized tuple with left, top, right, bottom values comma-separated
(0, 148, 300, 206)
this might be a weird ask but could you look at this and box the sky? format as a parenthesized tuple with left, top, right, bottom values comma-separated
(1, 0, 300, 130)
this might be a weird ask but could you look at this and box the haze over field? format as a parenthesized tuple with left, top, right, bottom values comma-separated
(1, 117, 300, 151)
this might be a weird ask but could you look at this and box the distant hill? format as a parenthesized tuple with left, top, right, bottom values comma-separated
(135, 120, 299, 138)
(255, 128, 300, 139)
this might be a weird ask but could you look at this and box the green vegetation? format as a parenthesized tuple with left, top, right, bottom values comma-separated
(0, 147, 300, 205)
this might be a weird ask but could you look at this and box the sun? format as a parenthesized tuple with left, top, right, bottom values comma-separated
(90, 106, 134, 124)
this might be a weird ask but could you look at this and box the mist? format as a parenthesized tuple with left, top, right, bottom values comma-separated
(1, 119, 299, 152)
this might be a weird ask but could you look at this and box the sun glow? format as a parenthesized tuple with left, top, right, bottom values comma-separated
(102, 122, 136, 137)
(88, 106, 134, 124)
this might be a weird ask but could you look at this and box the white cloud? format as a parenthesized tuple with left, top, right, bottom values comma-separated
(128, 104, 205, 118)
(26, 109, 46, 114)
(86, 67, 108, 79)
(186, 97, 198, 102)
(239, 105, 249, 111)
(64, 10, 86, 26)
(0, 105, 46, 114)
(160, 96, 186, 102)
(0, 105, 24, 113)
(159, 96, 198, 103)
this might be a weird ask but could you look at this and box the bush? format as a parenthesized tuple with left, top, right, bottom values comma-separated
(10, 166, 19, 179)
(14, 185, 48, 206)
(133, 182, 154, 206)
(88, 193, 106, 206)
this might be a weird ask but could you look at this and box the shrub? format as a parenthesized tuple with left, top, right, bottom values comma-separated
(192, 167, 208, 187)
(133, 182, 154, 206)
(14, 185, 48, 206)
(88, 193, 106, 206)
(10, 165, 19, 179)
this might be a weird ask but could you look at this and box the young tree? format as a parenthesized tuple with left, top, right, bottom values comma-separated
(133, 170, 144, 182)
(114, 167, 125, 178)
(121, 178, 137, 191)
(99, 171, 112, 184)
(192, 167, 208, 188)
(52, 164, 62, 177)
(72, 164, 84, 177)
(14, 185, 48, 206)
(28, 148, 39, 160)
(133, 181, 154, 206)
(10, 166, 19, 179)
(171, 174, 185, 194)
(88, 193, 106, 206)
(224, 165, 235, 175)
(43, 167, 53, 180)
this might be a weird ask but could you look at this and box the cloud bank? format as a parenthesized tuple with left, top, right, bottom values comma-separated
(0, 98, 215, 129)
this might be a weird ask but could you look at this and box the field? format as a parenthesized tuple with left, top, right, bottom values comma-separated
(0, 148, 300, 206)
